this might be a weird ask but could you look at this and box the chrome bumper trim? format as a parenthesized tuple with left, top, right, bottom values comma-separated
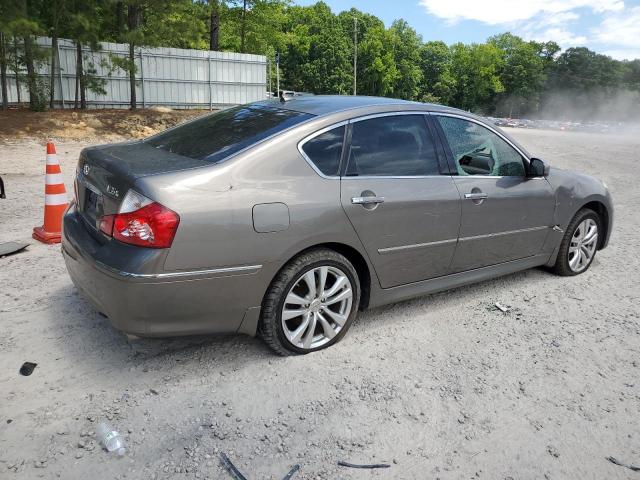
(94, 261, 263, 280)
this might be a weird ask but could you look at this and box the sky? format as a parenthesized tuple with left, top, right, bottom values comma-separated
(295, 0, 640, 60)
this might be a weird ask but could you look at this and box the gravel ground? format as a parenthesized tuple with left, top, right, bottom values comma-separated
(0, 128, 639, 480)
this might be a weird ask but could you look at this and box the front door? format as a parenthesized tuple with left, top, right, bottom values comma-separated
(340, 113, 461, 288)
(434, 114, 556, 272)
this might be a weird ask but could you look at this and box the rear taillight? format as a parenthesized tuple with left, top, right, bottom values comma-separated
(99, 190, 179, 248)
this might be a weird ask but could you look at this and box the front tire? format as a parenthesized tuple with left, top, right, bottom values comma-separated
(260, 249, 360, 356)
(552, 208, 601, 276)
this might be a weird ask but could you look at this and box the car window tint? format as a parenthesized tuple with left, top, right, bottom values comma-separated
(346, 115, 439, 177)
(301, 126, 345, 176)
(147, 104, 313, 164)
(436, 116, 525, 177)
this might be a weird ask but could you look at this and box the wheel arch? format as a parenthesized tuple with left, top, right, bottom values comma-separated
(580, 200, 610, 250)
(264, 242, 372, 312)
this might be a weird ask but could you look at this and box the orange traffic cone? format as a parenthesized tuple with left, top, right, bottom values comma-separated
(33, 142, 69, 244)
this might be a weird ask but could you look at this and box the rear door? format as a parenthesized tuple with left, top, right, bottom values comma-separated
(433, 114, 556, 272)
(339, 113, 461, 288)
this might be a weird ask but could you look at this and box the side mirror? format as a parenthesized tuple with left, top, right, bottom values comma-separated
(529, 158, 550, 177)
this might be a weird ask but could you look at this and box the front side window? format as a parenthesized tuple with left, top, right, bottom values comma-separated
(346, 115, 439, 177)
(436, 116, 526, 177)
(301, 125, 345, 176)
(147, 104, 313, 164)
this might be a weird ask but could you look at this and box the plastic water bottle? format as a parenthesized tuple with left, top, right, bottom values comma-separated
(96, 421, 126, 456)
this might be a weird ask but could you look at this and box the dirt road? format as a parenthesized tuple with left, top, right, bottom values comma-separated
(1, 128, 638, 479)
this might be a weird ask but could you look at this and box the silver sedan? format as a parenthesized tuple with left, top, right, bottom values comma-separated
(62, 96, 613, 354)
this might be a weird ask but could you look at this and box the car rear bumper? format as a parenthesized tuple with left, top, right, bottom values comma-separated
(62, 208, 265, 337)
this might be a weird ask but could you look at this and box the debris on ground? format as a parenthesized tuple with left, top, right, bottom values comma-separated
(495, 302, 510, 313)
(19, 362, 37, 376)
(606, 456, 640, 472)
(220, 453, 248, 480)
(338, 460, 391, 469)
(96, 421, 126, 456)
(220, 453, 300, 480)
(282, 464, 300, 480)
(0, 242, 28, 258)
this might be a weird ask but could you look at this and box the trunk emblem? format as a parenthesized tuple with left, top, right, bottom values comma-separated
(83, 164, 90, 175)
(106, 185, 120, 198)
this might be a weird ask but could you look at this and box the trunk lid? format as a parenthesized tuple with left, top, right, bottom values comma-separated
(75, 141, 204, 233)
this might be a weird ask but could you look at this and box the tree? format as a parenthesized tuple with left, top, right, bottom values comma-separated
(419, 41, 454, 104)
(0, 32, 7, 110)
(388, 19, 422, 100)
(281, 2, 351, 94)
(489, 33, 545, 117)
(40, 0, 68, 108)
(63, 0, 104, 109)
(0, 1, 24, 110)
(356, 23, 397, 96)
(144, 0, 208, 50)
(449, 42, 504, 112)
(209, 0, 220, 50)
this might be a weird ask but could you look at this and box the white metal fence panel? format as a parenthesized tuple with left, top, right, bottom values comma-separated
(1, 37, 267, 109)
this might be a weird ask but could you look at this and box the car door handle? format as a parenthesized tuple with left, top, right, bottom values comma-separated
(464, 192, 488, 200)
(351, 196, 385, 205)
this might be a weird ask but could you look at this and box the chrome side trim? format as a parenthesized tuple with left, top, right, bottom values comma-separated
(341, 174, 451, 180)
(459, 226, 550, 242)
(378, 238, 457, 255)
(95, 262, 263, 280)
(348, 110, 428, 123)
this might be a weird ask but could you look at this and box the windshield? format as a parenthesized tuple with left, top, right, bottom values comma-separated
(146, 104, 313, 163)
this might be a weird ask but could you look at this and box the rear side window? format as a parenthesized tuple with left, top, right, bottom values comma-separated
(300, 125, 345, 176)
(147, 104, 313, 164)
(346, 115, 439, 176)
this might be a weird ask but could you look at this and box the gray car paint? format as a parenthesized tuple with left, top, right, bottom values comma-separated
(61, 95, 613, 338)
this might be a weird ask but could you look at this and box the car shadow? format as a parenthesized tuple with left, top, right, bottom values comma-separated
(355, 265, 558, 329)
(47, 264, 559, 372)
(45, 284, 272, 372)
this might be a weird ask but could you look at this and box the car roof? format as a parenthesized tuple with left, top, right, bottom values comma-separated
(255, 95, 462, 117)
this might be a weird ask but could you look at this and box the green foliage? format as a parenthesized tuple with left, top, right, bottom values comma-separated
(488, 33, 545, 116)
(449, 42, 505, 112)
(388, 20, 423, 100)
(281, 2, 352, 94)
(1, 0, 638, 117)
(420, 40, 455, 104)
(357, 23, 398, 96)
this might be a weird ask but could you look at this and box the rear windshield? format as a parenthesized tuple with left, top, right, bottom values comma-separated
(146, 104, 313, 163)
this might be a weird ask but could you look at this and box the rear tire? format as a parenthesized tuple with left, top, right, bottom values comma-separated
(552, 208, 601, 276)
(260, 249, 360, 356)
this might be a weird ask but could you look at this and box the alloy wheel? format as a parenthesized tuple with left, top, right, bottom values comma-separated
(568, 218, 598, 273)
(281, 265, 354, 350)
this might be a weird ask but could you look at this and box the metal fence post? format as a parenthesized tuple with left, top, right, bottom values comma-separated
(208, 52, 213, 110)
(139, 49, 145, 108)
(57, 40, 65, 109)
